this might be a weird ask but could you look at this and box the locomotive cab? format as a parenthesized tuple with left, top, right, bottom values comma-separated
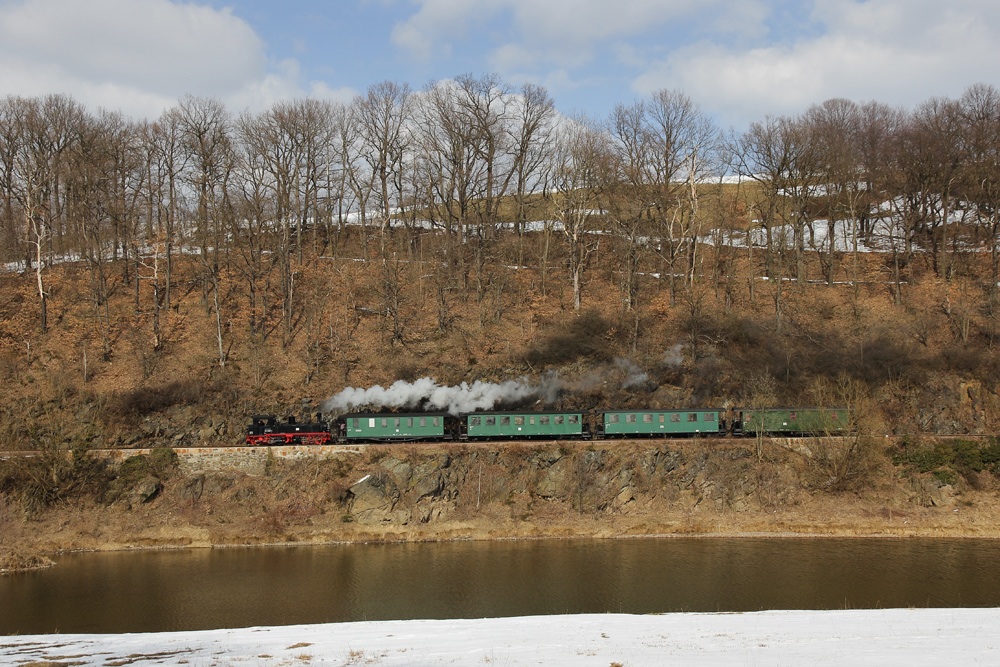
(247, 414, 278, 436)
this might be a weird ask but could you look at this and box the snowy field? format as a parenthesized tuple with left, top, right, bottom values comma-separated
(2, 609, 998, 666)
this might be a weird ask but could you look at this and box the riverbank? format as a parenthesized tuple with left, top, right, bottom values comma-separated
(0, 551, 54, 574)
(4, 489, 1000, 574)
(3, 608, 998, 665)
(3, 437, 999, 571)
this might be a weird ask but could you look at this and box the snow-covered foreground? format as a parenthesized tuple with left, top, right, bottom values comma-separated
(2, 609, 998, 666)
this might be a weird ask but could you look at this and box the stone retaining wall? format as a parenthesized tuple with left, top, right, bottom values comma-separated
(90, 445, 363, 475)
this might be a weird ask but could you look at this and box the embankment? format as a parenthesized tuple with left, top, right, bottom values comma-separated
(2, 436, 998, 570)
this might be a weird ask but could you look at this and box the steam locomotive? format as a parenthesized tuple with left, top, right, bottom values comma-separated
(245, 406, 848, 446)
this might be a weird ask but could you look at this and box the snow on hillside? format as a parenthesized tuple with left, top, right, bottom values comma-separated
(0, 194, 983, 275)
(2, 608, 998, 666)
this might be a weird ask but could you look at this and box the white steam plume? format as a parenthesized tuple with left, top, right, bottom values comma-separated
(662, 344, 685, 368)
(615, 358, 650, 388)
(323, 377, 559, 415)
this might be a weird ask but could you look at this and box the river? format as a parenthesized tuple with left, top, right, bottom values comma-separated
(4, 537, 1000, 634)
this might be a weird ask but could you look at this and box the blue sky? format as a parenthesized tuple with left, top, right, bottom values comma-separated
(1, 0, 999, 130)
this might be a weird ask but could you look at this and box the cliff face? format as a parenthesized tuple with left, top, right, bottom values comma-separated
(345, 444, 725, 524)
(337, 438, 883, 526)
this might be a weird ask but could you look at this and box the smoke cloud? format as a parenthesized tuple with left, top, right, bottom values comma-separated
(662, 344, 685, 368)
(614, 357, 650, 388)
(323, 376, 561, 415)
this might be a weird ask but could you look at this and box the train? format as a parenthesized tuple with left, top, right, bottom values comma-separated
(245, 406, 849, 446)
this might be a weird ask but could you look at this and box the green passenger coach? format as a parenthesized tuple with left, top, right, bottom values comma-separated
(602, 409, 725, 437)
(341, 412, 449, 441)
(736, 407, 848, 436)
(461, 410, 589, 439)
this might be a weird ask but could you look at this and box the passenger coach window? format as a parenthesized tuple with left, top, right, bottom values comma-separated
(529, 417, 536, 425)
(381, 418, 388, 427)
(555, 416, 564, 424)
(609, 414, 619, 423)
(687, 413, 698, 422)
(627, 414, 637, 423)
(568, 415, 578, 424)
(514, 416, 525, 425)
(420, 417, 427, 427)
(540, 416, 550, 424)
(643, 414, 653, 423)
(486, 417, 496, 425)
(432, 417, 439, 426)
(501, 416, 511, 425)
(659, 415, 665, 423)
(470, 417, 481, 426)
(405, 418, 413, 427)
(704, 413, 715, 421)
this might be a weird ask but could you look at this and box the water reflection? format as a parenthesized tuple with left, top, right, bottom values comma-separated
(3, 538, 1000, 634)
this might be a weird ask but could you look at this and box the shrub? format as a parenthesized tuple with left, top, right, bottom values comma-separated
(892, 438, 1000, 486)
(808, 436, 886, 493)
(0, 447, 113, 512)
(892, 442, 952, 473)
(933, 469, 959, 486)
(117, 448, 178, 486)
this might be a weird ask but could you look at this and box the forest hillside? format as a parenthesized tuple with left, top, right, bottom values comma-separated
(4, 82, 1000, 447)
(0, 216, 996, 451)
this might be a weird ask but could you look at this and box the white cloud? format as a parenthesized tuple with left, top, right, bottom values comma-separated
(221, 58, 356, 116)
(508, 0, 709, 45)
(392, 0, 716, 69)
(392, 0, 1000, 128)
(709, 0, 769, 39)
(0, 0, 347, 118)
(389, 0, 487, 61)
(632, 0, 1000, 128)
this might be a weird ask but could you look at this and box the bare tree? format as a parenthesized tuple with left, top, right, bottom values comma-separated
(899, 97, 966, 279)
(238, 103, 301, 344)
(803, 98, 863, 284)
(452, 73, 518, 239)
(417, 79, 480, 240)
(414, 79, 482, 290)
(355, 81, 413, 250)
(510, 83, 556, 242)
(958, 84, 1000, 291)
(68, 111, 136, 360)
(855, 101, 906, 302)
(146, 106, 188, 314)
(645, 90, 719, 293)
(326, 101, 358, 248)
(177, 95, 233, 366)
(606, 100, 653, 311)
(551, 117, 610, 310)
(0, 97, 25, 267)
(10, 95, 86, 333)
(732, 114, 814, 325)
(231, 112, 279, 339)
